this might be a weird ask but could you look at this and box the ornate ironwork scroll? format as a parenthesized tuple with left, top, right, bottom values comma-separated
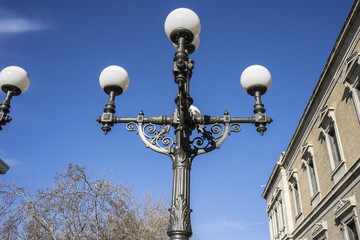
(126, 122, 175, 156)
(190, 122, 241, 158)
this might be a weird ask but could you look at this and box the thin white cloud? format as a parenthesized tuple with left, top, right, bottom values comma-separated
(0, 149, 21, 167)
(3, 158, 21, 167)
(198, 219, 266, 233)
(0, 7, 48, 35)
(0, 18, 47, 34)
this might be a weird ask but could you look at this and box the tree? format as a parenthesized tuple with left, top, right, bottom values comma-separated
(0, 164, 169, 240)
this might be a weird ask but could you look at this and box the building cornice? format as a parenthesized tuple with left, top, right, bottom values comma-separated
(262, 152, 285, 199)
(261, 162, 280, 199)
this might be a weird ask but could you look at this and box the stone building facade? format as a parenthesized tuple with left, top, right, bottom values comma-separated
(262, 1, 360, 240)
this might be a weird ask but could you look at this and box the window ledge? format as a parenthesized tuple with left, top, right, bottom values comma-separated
(311, 191, 321, 208)
(331, 161, 347, 183)
(295, 212, 304, 225)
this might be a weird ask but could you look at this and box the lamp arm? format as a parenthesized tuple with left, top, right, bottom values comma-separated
(115, 115, 173, 125)
(193, 115, 272, 125)
(96, 112, 174, 131)
(97, 110, 177, 158)
(188, 110, 272, 159)
(194, 115, 255, 124)
(189, 111, 240, 159)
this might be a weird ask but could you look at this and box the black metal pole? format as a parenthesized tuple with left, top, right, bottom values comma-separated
(167, 121, 193, 239)
(167, 36, 193, 239)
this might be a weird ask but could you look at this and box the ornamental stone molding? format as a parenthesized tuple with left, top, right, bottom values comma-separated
(312, 221, 327, 238)
(277, 151, 285, 164)
(334, 196, 356, 219)
(267, 187, 282, 213)
(317, 106, 335, 132)
(300, 143, 315, 170)
(300, 142, 314, 160)
(341, 50, 360, 85)
(287, 169, 298, 182)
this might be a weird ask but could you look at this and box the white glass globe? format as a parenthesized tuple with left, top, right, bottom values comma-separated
(192, 36, 200, 50)
(164, 8, 201, 42)
(240, 65, 272, 95)
(99, 65, 129, 94)
(0, 66, 30, 94)
(189, 105, 201, 118)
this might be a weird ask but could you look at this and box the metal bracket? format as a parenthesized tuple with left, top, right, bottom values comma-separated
(189, 111, 241, 159)
(126, 112, 175, 157)
(101, 112, 114, 123)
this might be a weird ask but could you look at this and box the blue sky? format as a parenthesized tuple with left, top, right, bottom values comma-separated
(0, 1, 355, 239)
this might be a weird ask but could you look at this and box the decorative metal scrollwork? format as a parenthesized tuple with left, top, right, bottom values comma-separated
(229, 123, 242, 133)
(144, 124, 174, 148)
(126, 122, 138, 134)
(126, 122, 175, 156)
(190, 124, 222, 149)
(190, 123, 241, 158)
(126, 120, 242, 159)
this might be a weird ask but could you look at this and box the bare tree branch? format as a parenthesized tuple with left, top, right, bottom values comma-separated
(0, 164, 171, 240)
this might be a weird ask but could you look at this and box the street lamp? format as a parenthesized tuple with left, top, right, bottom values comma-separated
(97, 8, 272, 240)
(0, 66, 30, 131)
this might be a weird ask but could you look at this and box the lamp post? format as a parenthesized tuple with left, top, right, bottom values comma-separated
(0, 66, 30, 131)
(97, 8, 272, 240)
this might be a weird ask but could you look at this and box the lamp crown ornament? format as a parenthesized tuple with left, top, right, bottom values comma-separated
(97, 8, 272, 240)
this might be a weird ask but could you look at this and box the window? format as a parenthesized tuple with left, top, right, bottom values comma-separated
(318, 106, 346, 182)
(341, 51, 360, 123)
(301, 143, 320, 199)
(293, 182, 301, 215)
(347, 81, 360, 122)
(267, 188, 287, 240)
(288, 169, 303, 224)
(334, 196, 359, 240)
(328, 126, 342, 167)
(308, 159, 318, 193)
(274, 208, 279, 234)
(269, 215, 274, 239)
(279, 199, 285, 230)
(347, 221, 359, 240)
(354, 85, 360, 107)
